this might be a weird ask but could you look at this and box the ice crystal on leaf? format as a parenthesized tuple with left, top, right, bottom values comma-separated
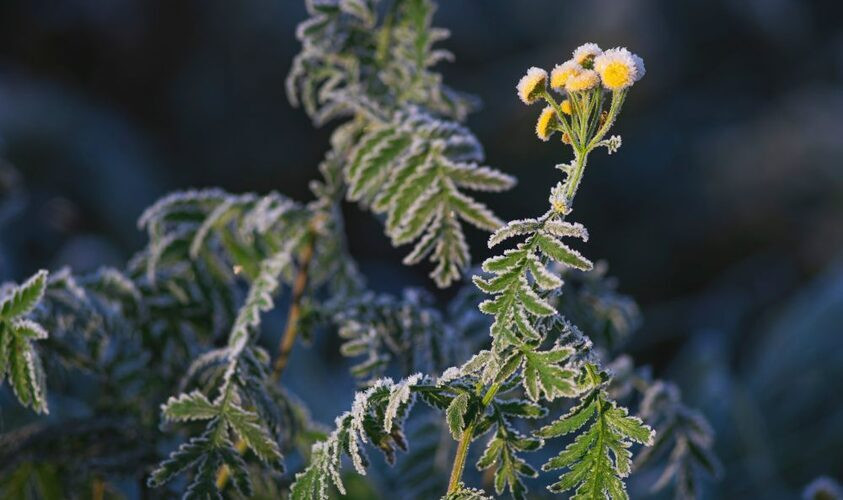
(288, 0, 514, 287)
(0, 270, 50, 414)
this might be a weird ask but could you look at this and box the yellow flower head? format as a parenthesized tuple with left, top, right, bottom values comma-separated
(535, 106, 558, 141)
(560, 99, 572, 115)
(550, 61, 581, 91)
(517, 67, 548, 104)
(594, 47, 645, 90)
(572, 43, 603, 69)
(565, 69, 600, 92)
(549, 182, 570, 214)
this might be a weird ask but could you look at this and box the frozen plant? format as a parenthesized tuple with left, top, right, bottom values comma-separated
(0, 2, 719, 499)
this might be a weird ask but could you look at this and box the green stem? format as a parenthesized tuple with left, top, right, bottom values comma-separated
(541, 90, 580, 151)
(565, 150, 588, 201)
(587, 89, 626, 150)
(446, 382, 502, 493)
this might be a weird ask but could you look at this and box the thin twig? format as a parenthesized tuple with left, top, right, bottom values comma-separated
(272, 228, 317, 380)
(92, 476, 105, 500)
(446, 382, 502, 493)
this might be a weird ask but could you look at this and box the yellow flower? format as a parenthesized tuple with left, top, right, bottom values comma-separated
(594, 47, 645, 90)
(549, 182, 570, 214)
(565, 69, 599, 92)
(535, 106, 558, 141)
(560, 99, 572, 115)
(572, 43, 602, 69)
(516, 67, 548, 104)
(550, 61, 581, 90)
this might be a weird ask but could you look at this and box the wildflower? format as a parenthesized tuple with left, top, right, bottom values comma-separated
(517, 67, 548, 104)
(561, 132, 572, 145)
(549, 182, 570, 214)
(550, 61, 580, 91)
(565, 69, 600, 92)
(594, 47, 645, 90)
(535, 106, 558, 141)
(572, 43, 602, 68)
(560, 99, 572, 115)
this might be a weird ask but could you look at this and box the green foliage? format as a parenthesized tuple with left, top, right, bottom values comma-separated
(290, 374, 428, 499)
(0, 2, 721, 499)
(0, 270, 49, 414)
(148, 250, 289, 496)
(538, 388, 654, 499)
(346, 109, 514, 286)
(633, 380, 722, 499)
(474, 397, 545, 499)
(444, 483, 495, 500)
(323, 288, 457, 380)
(475, 216, 592, 350)
(288, 0, 514, 287)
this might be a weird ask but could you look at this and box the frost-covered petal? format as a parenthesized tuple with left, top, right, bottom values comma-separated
(572, 42, 603, 68)
(516, 67, 548, 104)
(565, 69, 600, 92)
(594, 47, 645, 90)
(535, 106, 559, 141)
(550, 61, 581, 91)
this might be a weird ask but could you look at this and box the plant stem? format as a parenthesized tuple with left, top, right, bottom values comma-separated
(215, 439, 249, 489)
(565, 150, 589, 201)
(216, 224, 318, 490)
(272, 227, 317, 380)
(92, 476, 105, 500)
(446, 382, 502, 493)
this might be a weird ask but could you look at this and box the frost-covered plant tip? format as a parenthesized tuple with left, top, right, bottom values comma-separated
(0, 1, 719, 499)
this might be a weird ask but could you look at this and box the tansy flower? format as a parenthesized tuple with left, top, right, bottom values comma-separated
(572, 43, 602, 68)
(560, 99, 572, 115)
(535, 106, 558, 141)
(516, 67, 548, 104)
(594, 47, 645, 90)
(550, 61, 580, 91)
(549, 182, 570, 214)
(565, 69, 600, 92)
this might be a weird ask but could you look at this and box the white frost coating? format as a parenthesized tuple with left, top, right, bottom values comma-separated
(350, 378, 392, 444)
(137, 188, 228, 230)
(516, 67, 548, 105)
(383, 373, 422, 432)
(526, 252, 563, 290)
(189, 199, 234, 259)
(438, 366, 462, 385)
(488, 218, 538, 248)
(543, 221, 589, 242)
(572, 43, 603, 64)
(240, 193, 293, 235)
(12, 319, 48, 340)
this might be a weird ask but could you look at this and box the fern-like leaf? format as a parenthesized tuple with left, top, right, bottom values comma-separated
(476, 214, 591, 350)
(345, 109, 514, 287)
(538, 389, 654, 499)
(0, 271, 50, 414)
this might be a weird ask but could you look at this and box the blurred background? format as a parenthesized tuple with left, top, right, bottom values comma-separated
(1, 0, 841, 498)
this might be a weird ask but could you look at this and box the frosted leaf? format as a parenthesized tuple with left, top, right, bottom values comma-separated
(488, 219, 539, 248)
(597, 134, 623, 155)
(384, 373, 422, 432)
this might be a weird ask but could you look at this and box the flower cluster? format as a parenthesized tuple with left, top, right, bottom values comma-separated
(516, 43, 644, 147)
